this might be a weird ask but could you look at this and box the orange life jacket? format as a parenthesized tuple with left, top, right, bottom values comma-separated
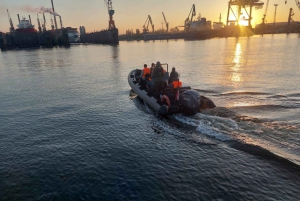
(173, 81, 182, 88)
(142, 68, 151, 78)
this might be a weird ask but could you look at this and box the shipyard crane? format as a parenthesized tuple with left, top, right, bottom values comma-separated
(262, 0, 269, 25)
(184, 4, 196, 32)
(50, 14, 55, 30)
(42, 13, 47, 32)
(162, 12, 169, 32)
(6, 9, 15, 33)
(143, 15, 154, 33)
(104, 0, 116, 29)
(37, 14, 42, 33)
(287, 8, 295, 34)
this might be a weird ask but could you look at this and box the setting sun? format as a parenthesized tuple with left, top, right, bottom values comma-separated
(238, 19, 249, 26)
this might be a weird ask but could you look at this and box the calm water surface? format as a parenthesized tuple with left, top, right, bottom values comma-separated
(0, 34, 299, 200)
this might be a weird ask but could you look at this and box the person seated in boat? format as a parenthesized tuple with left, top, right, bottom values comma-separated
(167, 77, 182, 88)
(168, 67, 179, 84)
(145, 63, 157, 93)
(145, 73, 152, 92)
(139, 64, 151, 89)
(151, 61, 165, 99)
(150, 63, 155, 73)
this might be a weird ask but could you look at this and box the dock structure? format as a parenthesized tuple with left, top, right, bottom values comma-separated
(80, 0, 119, 45)
(226, 0, 264, 28)
(1, 0, 70, 51)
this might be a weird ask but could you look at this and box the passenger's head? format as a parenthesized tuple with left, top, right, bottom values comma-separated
(151, 63, 155, 67)
(156, 61, 161, 67)
(144, 64, 147, 68)
(172, 67, 175, 71)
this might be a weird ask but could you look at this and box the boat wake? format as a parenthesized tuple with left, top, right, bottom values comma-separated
(130, 91, 300, 168)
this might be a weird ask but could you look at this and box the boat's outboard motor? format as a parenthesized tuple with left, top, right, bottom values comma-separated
(179, 90, 201, 115)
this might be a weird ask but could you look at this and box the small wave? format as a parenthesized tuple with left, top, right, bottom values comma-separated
(220, 91, 271, 96)
(129, 90, 137, 99)
(196, 121, 231, 141)
(286, 93, 300, 97)
(194, 89, 219, 94)
(268, 95, 287, 98)
(131, 96, 154, 114)
(231, 104, 295, 110)
(202, 107, 237, 119)
(151, 118, 216, 145)
(172, 114, 200, 127)
(227, 140, 300, 170)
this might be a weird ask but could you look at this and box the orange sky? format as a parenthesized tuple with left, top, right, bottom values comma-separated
(1, 0, 300, 34)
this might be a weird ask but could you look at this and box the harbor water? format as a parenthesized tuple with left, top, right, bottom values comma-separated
(0, 34, 300, 200)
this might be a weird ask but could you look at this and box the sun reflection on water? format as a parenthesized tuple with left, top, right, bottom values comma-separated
(231, 43, 243, 85)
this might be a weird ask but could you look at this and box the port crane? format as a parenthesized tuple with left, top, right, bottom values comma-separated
(287, 8, 295, 34)
(262, 0, 270, 24)
(162, 12, 169, 32)
(104, 0, 116, 29)
(184, 4, 196, 32)
(143, 15, 154, 33)
(50, 14, 55, 30)
(42, 13, 47, 32)
(37, 14, 42, 33)
(6, 9, 15, 33)
(261, 0, 270, 32)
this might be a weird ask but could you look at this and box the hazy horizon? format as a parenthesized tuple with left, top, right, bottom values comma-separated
(1, 0, 300, 34)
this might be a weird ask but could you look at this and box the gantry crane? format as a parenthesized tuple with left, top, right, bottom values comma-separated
(162, 12, 169, 32)
(143, 15, 154, 33)
(227, 0, 264, 28)
(6, 9, 15, 33)
(104, 0, 116, 29)
(184, 4, 196, 32)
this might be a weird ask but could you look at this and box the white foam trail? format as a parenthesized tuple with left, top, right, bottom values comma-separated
(196, 121, 231, 141)
(173, 113, 235, 141)
(152, 119, 184, 138)
(172, 114, 200, 126)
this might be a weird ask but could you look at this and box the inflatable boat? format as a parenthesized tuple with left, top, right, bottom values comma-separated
(128, 64, 216, 116)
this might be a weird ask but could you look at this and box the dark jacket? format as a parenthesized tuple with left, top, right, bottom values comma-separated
(151, 65, 165, 82)
(168, 70, 179, 84)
